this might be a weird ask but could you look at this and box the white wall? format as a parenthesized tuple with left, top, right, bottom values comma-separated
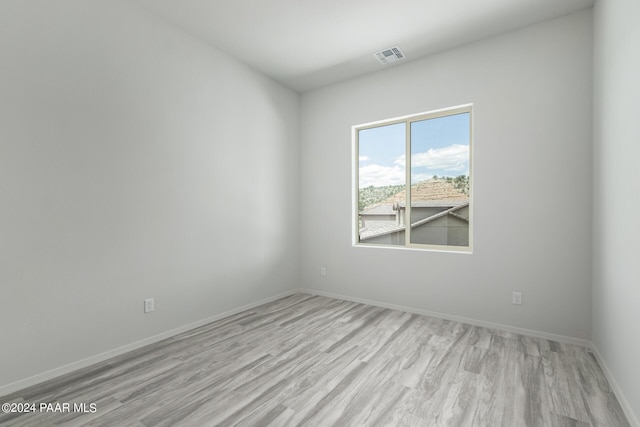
(300, 10, 593, 341)
(593, 0, 640, 423)
(8, 2, 634, 416)
(0, 0, 299, 390)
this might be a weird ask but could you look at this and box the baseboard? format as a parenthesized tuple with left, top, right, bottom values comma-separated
(590, 344, 640, 427)
(297, 288, 592, 348)
(0, 290, 297, 398)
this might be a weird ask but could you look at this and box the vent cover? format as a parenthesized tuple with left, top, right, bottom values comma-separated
(374, 46, 405, 64)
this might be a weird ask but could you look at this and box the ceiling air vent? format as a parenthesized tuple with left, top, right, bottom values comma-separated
(374, 46, 405, 64)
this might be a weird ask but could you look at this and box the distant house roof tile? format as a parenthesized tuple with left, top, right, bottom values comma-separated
(360, 179, 468, 214)
(381, 179, 468, 205)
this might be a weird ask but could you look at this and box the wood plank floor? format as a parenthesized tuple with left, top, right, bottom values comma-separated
(0, 294, 630, 426)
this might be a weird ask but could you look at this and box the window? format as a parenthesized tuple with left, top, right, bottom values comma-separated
(354, 104, 472, 252)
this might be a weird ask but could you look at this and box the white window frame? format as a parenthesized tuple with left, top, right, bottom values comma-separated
(353, 104, 473, 253)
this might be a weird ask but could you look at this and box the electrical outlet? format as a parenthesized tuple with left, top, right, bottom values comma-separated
(144, 298, 154, 313)
(320, 266, 327, 277)
(512, 292, 522, 305)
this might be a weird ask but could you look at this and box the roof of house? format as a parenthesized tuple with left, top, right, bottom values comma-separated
(359, 224, 405, 240)
(360, 202, 469, 241)
(359, 204, 396, 215)
(381, 179, 468, 205)
(360, 179, 468, 214)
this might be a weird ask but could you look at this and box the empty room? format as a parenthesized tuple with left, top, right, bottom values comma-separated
(1, 0, 638, 426)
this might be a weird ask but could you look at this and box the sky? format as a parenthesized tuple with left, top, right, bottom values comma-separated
(358, 112, 470, 188)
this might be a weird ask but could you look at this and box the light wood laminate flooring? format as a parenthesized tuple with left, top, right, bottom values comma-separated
(0, 294, 630, 426)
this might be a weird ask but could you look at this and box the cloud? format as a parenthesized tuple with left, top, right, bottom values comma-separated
(412, 144, 469, 171)
(359, 144, 469, 188)
(395, 144, 469, 172)
(359, 164, 405, 188)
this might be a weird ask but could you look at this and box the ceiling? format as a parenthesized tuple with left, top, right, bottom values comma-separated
(134, 0, 594, 92)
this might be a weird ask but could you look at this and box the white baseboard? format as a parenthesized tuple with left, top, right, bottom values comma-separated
(591, 344, 640, 427)
(0, 290, 297, 398)
(297, 288, 592, 348)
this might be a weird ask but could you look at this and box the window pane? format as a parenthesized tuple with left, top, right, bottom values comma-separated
(358, 122, 406, 245)
(409, 112, 470, 246)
